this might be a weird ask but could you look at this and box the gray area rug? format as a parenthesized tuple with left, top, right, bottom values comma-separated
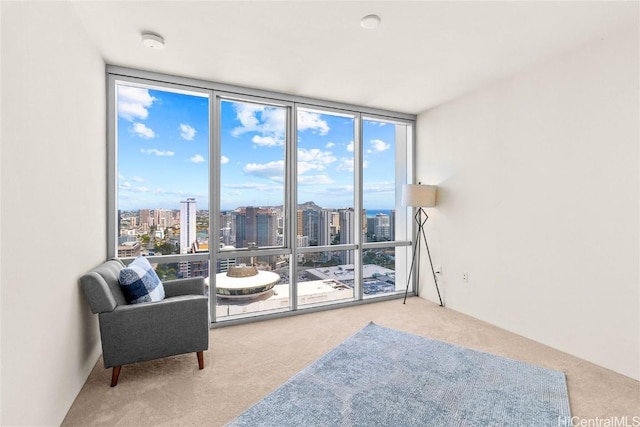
(227, 322, 571, 427)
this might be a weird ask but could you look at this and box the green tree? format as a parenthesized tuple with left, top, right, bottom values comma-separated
(154, 242, 177, 255)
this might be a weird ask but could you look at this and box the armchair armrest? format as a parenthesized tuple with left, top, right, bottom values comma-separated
(163, 277, 206, 298)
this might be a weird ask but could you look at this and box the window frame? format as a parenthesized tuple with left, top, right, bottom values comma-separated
(107, 66, 417, 326)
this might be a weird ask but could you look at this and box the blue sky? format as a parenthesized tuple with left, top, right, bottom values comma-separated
(117, 84, 397, 211)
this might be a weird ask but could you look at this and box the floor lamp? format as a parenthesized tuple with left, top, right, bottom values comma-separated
(402, 183, 443, 306)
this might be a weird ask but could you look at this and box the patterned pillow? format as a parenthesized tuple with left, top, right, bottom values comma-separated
(118, 256, 165, 304)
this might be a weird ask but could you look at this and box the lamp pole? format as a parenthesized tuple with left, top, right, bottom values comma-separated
(403, 207, 443, 306)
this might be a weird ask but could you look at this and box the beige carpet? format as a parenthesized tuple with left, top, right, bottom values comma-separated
(63, 297, 639, 426)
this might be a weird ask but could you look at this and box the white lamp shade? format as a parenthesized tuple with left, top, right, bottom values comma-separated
(402, 184, 437, 207)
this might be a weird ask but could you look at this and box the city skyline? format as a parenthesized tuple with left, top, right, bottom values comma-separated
(117, 83, 400, 212)
(119, 203, 396, 214)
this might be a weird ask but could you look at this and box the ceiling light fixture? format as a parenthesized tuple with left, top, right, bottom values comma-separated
(141, 32, 165, 49)
(360, 14, 381, 29)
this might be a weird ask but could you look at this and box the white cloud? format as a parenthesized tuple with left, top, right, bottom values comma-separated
(119, 184, 207, 203)
(346, 141, 354, 152)
(297, 175, 334, 185)
(131, 122, 155, 139)
(244, 160, 284, 181)
(298, 162, 325, 174)
(328, 184, 354, 193)
(363, 181, 395, 193)
(261, 108, 286, 134)
(297, 111, 330, 135)
(296, 148, 337, 177)
(140, 148, 174, 156)
(231, 103, 263, 136)
(337, 158, 354, 172)
(225, 183, 268, 190)
(325, 142, 335, 148)
(224, 182, 282, 192)
(190, 154, 205, 163)
(221, 155, 229, 164)
(301, 184, 353, 196)
(180, 124, 196, 141)
(370, 138, 390, 152)
(252, 135, 283, 147)
(298, 148, 336, 165)
(120, 181, 131, 188)
(118, 86, 156, 121)
(230, 103, 286, 148)
(337, 158, 368, 172)
(132, 176, 145, 183)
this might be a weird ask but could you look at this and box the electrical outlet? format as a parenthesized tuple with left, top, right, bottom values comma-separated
(462, 272, 469, 283)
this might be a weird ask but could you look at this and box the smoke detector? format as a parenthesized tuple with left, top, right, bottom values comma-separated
(141, 32, 165, 49)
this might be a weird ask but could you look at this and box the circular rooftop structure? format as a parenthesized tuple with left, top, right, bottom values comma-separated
(215, 264, 280, 299)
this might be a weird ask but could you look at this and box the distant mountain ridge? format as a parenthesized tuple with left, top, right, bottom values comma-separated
(238, 202, 392, 212)
(230, 201, 325, 211)
(297, 201, 323, 211)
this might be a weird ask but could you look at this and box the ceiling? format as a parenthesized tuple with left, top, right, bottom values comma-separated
(69, 1, 638, 115)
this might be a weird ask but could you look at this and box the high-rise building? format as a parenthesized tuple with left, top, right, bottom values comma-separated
(117, 241, 141, 258)
(339, 208, 355, 264)
(153, 209, 161, 228)
(256, 211, 278, 247)
(155, 209, 172, 229)
(331, 212, 340, 228)
(232, 211, 246, 248)
(303, 209, 319, 244)
(390, 210, 396, 241)
(245, 206, 258, 247)
(318, 209, 332, 246)
(375, 213, 391, 241)
(219, 212, 232, 246)
(180, 240, 209, 278)
(297, 235, 309, 247)
(296, 209, 304, 237)
(256, 210, 278, 268)
(362, 209, 368, 242)
(331, 211, 340, 236)
(139, 209, 150, 232)
(180, 198, 197, 254)
(367, 217, 376, 239)
(220, 226, 232, 246)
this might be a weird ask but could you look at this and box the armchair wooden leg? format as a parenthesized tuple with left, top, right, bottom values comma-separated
(197, 351, 204, 370)
(111, 366, 122, 387)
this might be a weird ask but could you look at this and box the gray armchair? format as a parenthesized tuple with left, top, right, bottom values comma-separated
(80, 259, 209, 386)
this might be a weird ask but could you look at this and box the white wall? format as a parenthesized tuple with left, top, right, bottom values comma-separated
(417, 25, 639, 380)
(1, 2, 106, 425)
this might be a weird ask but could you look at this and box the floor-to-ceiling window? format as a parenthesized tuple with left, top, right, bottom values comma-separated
(108, 67, 415, 324)
(215, 96, 291, 318)
(111, 79, 211, 283)
(295, 107, 357, 308)
(361, 118, 412, 299)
